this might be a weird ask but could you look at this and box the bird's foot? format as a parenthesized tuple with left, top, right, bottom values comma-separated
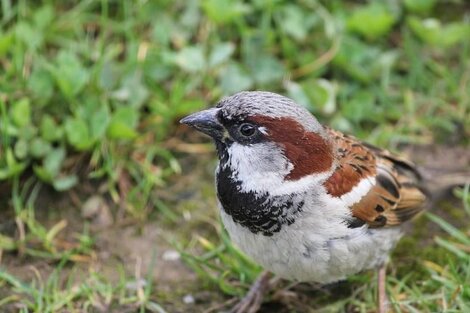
(230, 271, 272, 313)
(377, 265, 390, 313)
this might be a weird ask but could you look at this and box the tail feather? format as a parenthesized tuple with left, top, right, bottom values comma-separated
(419, 170, 470, 203)
(396, 144, 470, 205)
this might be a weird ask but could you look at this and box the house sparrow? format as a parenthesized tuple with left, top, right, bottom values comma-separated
(181, 91, 429, 313)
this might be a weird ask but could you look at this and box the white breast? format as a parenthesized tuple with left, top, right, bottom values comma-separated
(220, 181, 403, 283)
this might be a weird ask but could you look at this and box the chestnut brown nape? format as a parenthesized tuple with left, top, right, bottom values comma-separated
(249, 115, 334, 180)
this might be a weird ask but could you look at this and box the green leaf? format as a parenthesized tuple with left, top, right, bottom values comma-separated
(15, 21, 43, 50)
(17, 125, 37, 141)
(99, 61, 120, 90)
(50, 51, 89, 98)
(30, 137, 52, 158)
(341, 91, 376, 123)
(65, 118, 93, 150)
(40, 115, 63, 142)
(14, 139, 28, 159)
(107, 107, 139, 140)
(107, 123, 138, 140)
(333, 36, 387, 83)
(404, 0, 437, 14)
(0, 32, 14, 57)
(151, 14, 173, 46)
(44, 147, 65, 177)
(219, 63, 253, 94)
(249, 56, 285, 85)
(208, 42, 235, 68)
(53, 175, 78, 191)
(173, 46, 206, 73)
(144, 59, 172, 83)
(10, 98, 31, 127)
(28, 67, 54, 101)
(5, 148, 18, 166)
(34, 147, 66, 182)
(408, 17, 470, 47)
(181, 0, 201, 29)
(111, 72, 149, 108)
(287, 79, 337, 115)
(408, 17, 439, 44)
(0, 149, 26, 180)
(90, 106, 110, 141)
(169, 99, 206, 117)
(279, 5, 309, 41)
(285, 81, 312, 109)
(33, 166, 52, 182)
(33, 5, 55, 29)
(303, 79, 337, 115)
(347, 4, 396, 40)
(202, 0, 250, 24)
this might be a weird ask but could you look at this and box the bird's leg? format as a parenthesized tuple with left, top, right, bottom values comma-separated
(377, 265, 389, 313)
(230, 271, 273, 313)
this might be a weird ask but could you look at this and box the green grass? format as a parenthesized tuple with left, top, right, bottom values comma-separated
(0, 0, 469, 311)
(0, 260, 165, 312)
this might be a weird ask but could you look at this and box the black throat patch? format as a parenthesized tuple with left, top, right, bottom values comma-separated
(216, 154, 305, 236)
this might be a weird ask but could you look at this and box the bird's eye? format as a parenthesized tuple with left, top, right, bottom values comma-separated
(239, 123, 256, 137)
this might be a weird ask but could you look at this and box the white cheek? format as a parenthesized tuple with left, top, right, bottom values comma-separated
(226, 142, 332, 196)
(226, 142, 286, 192)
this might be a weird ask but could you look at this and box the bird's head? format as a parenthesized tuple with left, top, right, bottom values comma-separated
(181, 91, 335, 194)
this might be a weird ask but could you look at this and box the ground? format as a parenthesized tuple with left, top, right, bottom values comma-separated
(1, 142, 469, 312)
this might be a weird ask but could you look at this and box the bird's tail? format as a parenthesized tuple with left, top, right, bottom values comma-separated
(419, 168, 470, 203)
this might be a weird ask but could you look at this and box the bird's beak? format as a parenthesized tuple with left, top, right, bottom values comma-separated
(180, 108, 224, 140)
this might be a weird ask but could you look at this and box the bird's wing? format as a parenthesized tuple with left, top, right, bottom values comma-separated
(324, 128, 427, 228)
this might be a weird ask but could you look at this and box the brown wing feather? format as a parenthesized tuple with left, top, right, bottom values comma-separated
(325, 128, 427, 228)
(324, 128, 377, 197)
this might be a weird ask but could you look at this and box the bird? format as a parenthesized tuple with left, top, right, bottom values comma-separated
(180, 91, 468, 313)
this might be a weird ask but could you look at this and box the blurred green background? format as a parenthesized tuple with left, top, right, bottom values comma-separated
(0, 0, 469, 312)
